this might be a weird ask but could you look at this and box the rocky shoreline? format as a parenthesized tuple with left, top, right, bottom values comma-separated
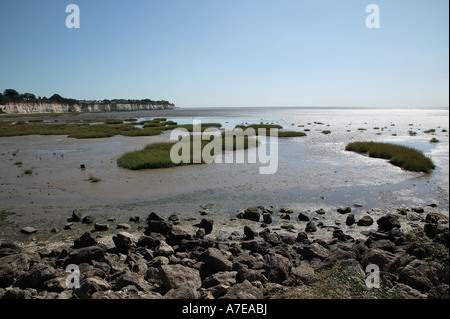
(0, 206, 448, 299)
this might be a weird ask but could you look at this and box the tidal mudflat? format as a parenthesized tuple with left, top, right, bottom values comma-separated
(0, 107, 448, 245)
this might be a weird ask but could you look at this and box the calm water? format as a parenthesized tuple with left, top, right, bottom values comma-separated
(1, 107, 448, 240)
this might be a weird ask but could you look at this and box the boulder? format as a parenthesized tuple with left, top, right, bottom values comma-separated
(262, 213, 272, 224)
(243, 207, 260, 222)
(154, 242, 175, 257)
(168, 227, 192, 245)
(129, 215, 140, 223)
(112, 232, 135, 252)
(398, 260, 445, 292)
(200, 248, 233, 272)
(94, 223, 109, 231)
(81, 215, 96, 224)
(298, 212, 310, 222)
(315, 208, 326, 215)
(221, 280, 263, 299)
(361, 248, 400, 273)
(75, 276, 112, 298)
(15, 264, 57, 290)
(427, 284, 449, 299)
(73, 232, 97, 249)
(305, 221, 317, 233)
(244, 226, 258, 239)
(72, 209, 83, 222)
(296, 232, 309, 243)
(377, 214, 401, 232)
(0, 242, 24, 258)
(137, 233, 165, 249)
(197, 218, 214, 235)
(337, 207, 352, 214)
(164, 283, 198, 299)
(301, 243, 330, 261)
(346, 214, 356, 226)
(264, 253, 292, 284)
(357, 216, 374, 227)
(64, 246, 105, 266)
(203, 271, 237, 288)
(147, 212, 164, 221)
(159, 264, 201, 290)
(291, 261, 317, 285)
(114, 271, 152, 292)
(20, 227, 37, 235)
(144, 220, 173, 237)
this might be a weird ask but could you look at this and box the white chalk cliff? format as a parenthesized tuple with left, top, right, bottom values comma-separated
(0, 102, 175, 114)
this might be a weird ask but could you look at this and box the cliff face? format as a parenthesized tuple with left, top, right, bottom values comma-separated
(0, 102, 175, 114)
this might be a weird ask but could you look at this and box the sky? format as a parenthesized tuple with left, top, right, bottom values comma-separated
(0, 0, 448, 108)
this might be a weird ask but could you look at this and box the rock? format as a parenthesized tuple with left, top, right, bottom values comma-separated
(262, 213, 272, 224)
(333, 229, 352, 242)
(315, 208, 326, 215)
(361, 248, 400, 273)
(154, 242, 175, 257)
(137, 233, 165, 249)
(199, 209, 210, 216)
(298, 212, 310, 222)
(168, 214, 179, 223)
(65, 246, 105, 266)
(264, 253, 292, 284)
(434, 231, 449, 247)
(346, 214, 356, 226)
(357, 216, 374, 227)
(377, 214, 401, 232)
(200, 248, 233, 272)
(305, 221, 317, 233)
(397, 208, 408, 215)
(147, 212, 165, 221)
(427, 284, 449, 299)
(203, 271, 237, 288)
(159, 264, 202, 290)
(243, 207, 260, 222)
(168, 227, 192, 245)
(197, 218, 214, 235)
(42, 278, 66, 293)
(291, 261, 317, 285)
(116, 223, 131, 230)
(195, 228, 206, 239)
(279, 213, 290, 220)
(301, 243, 330, 261)
(94, 223, 109, 231)
(15, 264, 57, 290)
(64, 223, 73, 230)
(398, 260, 445, 293)
(0, 264, 15, 288)
(112, 232, 135, 252)
(75, 276, 112, 298)
(0, 242, 24, 257)
(73, 232, 97, 248)
(129, 215, 140, 223)
(425, 212, 442, 224)
(114, 271, 152, 292)
(337, 207, 352, 214)
(145, 220, 173, 237)
(394, 283, 427, 299)
(72, 209, 82, 222)
(412, 207, 425, 214)
(20, 227, 37, 235)
(50, 227, 60, 234)
(296, 232, 309, 243)
(164, 283, 198, 299)
(81, 215, 96, 224)
(369, 239, 397, 253)
(280, 208, 294, 214)
(244, 226, 258, 239)
(221, 280, 263, 299)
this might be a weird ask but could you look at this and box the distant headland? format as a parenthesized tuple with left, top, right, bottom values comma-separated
(0, 89, 175, 114)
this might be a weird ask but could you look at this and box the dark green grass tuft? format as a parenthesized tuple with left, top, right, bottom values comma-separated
(346, 141, 435, 173)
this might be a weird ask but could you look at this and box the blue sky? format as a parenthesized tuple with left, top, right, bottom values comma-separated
(0, 0, 448, 108)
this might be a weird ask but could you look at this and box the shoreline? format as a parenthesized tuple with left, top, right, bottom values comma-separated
(1, 205, 448, 299)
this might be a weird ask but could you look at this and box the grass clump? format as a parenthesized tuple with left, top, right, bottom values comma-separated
(14, 161, 23, 166)
(321, 130, 331, 135)
(24, 168, 33, 175)
(117, 134, 258, 170)
(430, 137, 440, 143)
(88, 174, 101, 183)
(277, 131, 307, 138)
(284, 265, 400, 299)
(346, 141, 435, 173)
(423, 129, 436, 134)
